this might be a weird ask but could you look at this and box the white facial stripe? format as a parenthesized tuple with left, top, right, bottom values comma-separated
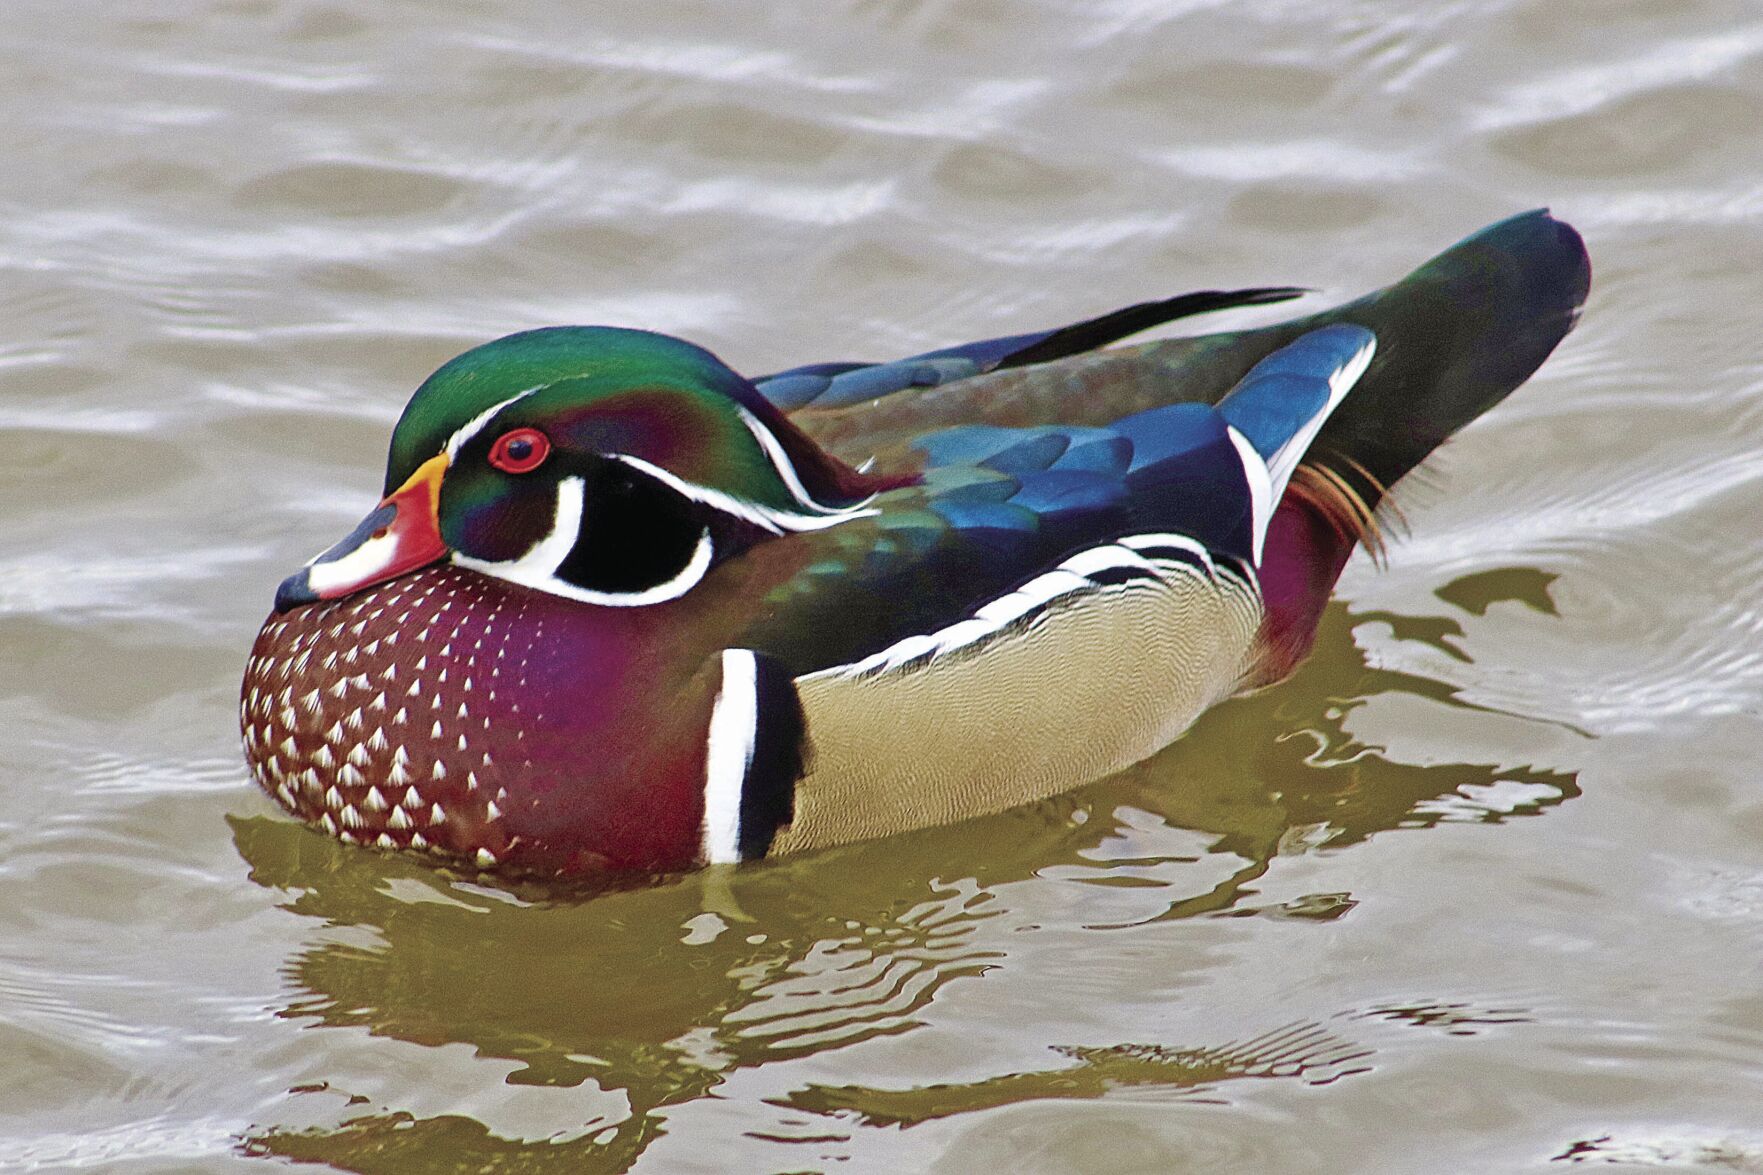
(612, 455, 781, 534)
(451, 476, 716, 607)
(442, 386, 872, 535)
(702, 648, 758, 865)
(612, 454, 875, 534)
(444, 386, 545, 461)
(438, 384, 874, 608)
(735, 404, 876, 517)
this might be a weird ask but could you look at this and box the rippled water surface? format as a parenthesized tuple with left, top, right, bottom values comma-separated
(5, 1, 1763, 1171)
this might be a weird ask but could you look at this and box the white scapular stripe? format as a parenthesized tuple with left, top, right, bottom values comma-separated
(702, 648, 758, 864)
(806, 534, 1218, 682)
(452, 477, 715, 606)
(1226, 330, 1376, 567)
(1264, 334, 1376, 497)
(1226, 426, 1277, 567)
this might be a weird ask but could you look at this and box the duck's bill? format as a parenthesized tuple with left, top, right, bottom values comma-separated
(274, 454, 450, 613)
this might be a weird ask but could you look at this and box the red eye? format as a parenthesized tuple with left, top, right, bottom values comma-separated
(488, 427, 550, 474)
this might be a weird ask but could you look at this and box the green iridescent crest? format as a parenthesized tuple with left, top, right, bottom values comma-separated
(384, 325, 893, 528)
(392, 328, 725, 478)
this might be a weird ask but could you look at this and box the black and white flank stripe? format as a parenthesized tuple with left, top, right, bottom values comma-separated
(808, 532, 1258, 683)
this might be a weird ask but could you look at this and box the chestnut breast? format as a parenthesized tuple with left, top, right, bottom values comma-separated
(241, 565, 718, 875)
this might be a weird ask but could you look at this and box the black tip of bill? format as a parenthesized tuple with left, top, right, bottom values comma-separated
(272, 503, 398, 614)
(274, 568, 317, 613)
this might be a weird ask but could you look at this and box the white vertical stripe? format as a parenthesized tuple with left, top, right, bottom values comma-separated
(702, 648, 758, 864)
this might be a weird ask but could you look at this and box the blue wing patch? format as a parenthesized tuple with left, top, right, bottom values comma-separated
(980, 431, 1070, 474)
(914, 413, 1254, 566)
(1111, 402, 1230, 475)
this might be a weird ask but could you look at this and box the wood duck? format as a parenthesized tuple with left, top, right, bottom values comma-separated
(241, 210, 1589, 877)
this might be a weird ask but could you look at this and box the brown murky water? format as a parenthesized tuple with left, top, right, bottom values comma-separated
(5, 1, 1763, 1171)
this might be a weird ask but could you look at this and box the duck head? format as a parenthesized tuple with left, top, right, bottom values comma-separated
(276, 325, 887, 614)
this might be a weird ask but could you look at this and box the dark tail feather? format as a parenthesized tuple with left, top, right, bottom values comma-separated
(1234, 210, 1589, 683)
(1304, 210, 1590, 510)
(1110, 210, 1589, 514)
(994, 287, 1307, 370)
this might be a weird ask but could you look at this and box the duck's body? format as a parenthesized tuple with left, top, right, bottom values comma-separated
(242, 210, 1589, 876)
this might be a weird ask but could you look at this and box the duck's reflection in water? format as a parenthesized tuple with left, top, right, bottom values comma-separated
(234, 594, 1578, 1170)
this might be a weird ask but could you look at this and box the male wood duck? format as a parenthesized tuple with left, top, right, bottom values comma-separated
(242, 210, 1589, 877)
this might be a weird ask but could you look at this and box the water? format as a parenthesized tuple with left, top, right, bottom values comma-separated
(4, 1, 1763, 1170)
